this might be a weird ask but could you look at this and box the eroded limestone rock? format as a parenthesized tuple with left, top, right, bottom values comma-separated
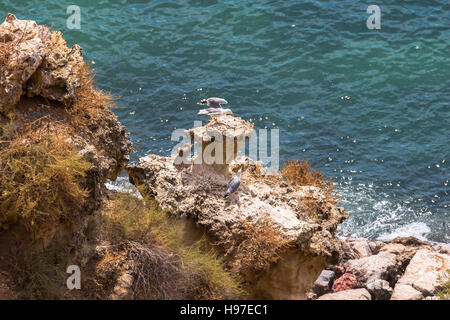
(0, 14, 84, 112)
(128, 115, 348, 299)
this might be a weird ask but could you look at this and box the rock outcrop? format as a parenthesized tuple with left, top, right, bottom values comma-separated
(0, 14, 133, 219)
(0, 14, 83, 112)
(0, 14, 134, 299)
(128, 114, 348, 299)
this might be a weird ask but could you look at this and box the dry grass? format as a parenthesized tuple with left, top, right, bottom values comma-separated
(100, 192, 245, 300)
(102, 191, 183, 247)
(281, 159, 340, 221)
(9, 241, 70, 299)
(181, 238, 246, 299)
(0, 127, 91, 240)
(70, 64, 117, 119)
(125, 241, 182, 299)
(281, 158, 333, 192)
(436, 270, 450, 300)
(221, 215, 291, 274)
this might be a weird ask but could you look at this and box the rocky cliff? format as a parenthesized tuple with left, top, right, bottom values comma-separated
(0, 13, 132, 294)
(0, 13, 133, 232)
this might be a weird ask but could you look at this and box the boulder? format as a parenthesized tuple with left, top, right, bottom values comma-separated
(368, 240, 385, 255)
(390, 284, 423, 300)
(312, 270, 335, 295)
(432, 244, 450, 255)
(366, 279, 392, 300)
(393, 249, 450, 297)
(318, 288, 371, 300)
(343, 251, 400, 286)
(341, 238, 372, 260)
(332, 273, 358, 292)
(327, 265, 345, 278)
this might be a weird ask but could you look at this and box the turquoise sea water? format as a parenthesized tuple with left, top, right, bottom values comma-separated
(2, 1, 449, 242)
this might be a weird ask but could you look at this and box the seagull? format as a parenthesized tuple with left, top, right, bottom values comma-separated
(198, 97, 233, 116)
(224, 168, 242, 198)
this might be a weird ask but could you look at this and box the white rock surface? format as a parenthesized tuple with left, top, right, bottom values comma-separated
(317, 288, 372, 300)
(393, 249, 450, 297)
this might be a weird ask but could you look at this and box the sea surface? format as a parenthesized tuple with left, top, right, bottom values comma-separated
(2, 1, 449, 243)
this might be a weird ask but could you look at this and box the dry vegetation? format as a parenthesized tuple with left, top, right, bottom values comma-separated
(436, 270, 450, 300)
(125, 240, 181, 299)
(97, 191, 245, 300)
(220, 216, 291, 274)
(281, 158, 335, 195)
(8, 241, 71, 299)
(70, 64, 117, 119)
(281, 159, 339, 221)
(0, 126, 91, 240)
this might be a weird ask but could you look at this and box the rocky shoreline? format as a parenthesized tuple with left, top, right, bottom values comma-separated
(308, 236, 449, 300)
(0, 14, 448, 300)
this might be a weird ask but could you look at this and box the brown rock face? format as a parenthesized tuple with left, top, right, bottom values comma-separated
(0, 14, 84, 112)
(128, 115, 348, 299)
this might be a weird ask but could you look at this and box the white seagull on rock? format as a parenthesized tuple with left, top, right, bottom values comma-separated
(224, 168, 242, 198)
(198, 97, 233, 116)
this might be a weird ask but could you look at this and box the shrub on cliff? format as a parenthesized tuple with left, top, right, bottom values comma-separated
(281, 158, 335, 194)
(99, 192, 245, 300)
(0, 127, 91, 240)
(71, 64, 117, 118)
(9, 241, 71, 299)
(220, 216, 291, 274)
(281, 158, 340, 221)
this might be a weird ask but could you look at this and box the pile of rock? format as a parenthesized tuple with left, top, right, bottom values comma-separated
(308, 236, 450, 300)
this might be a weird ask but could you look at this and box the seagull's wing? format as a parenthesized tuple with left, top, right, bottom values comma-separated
(227, 176, 241, 194)
(198, 107, 222, 115)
